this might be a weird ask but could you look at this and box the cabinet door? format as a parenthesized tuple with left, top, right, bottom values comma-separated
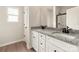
(46, 36, 65, 52)
(31, 31, 38, 51)
(46, 41, 65, 52)
(46, 43, 52, 52)
(47, 36, 78, 52)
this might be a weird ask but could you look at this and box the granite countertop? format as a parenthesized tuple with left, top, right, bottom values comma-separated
(31, 28, 79, 46)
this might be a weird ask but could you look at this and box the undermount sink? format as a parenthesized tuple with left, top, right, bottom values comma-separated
(53, 33, 76, 40)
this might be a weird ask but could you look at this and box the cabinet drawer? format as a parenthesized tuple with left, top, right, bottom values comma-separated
(39, 42, 45, 52)
(39, 33, 45, 40)
(39, 36, 45, 47)
(39, 37, 45, 44)
(32, 31, 38, 36)
(32, 35, 38, 40)
(32, 31, 38, 40)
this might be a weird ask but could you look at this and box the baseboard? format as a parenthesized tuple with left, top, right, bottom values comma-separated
(0, 39, 25, 47)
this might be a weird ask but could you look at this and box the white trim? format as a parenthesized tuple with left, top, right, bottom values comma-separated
(0, 38, 25, 47)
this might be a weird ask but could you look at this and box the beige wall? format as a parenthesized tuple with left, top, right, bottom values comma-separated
(0, 6, 24, 46)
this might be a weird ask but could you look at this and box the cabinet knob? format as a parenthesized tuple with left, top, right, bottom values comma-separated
(33, 36, 35, 38)
(41, 43, 43, 45)
(54, 50, 56, 52)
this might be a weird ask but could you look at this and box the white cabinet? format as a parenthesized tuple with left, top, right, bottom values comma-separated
(31, 31, 39, 51)
(38, 33, 46, 52)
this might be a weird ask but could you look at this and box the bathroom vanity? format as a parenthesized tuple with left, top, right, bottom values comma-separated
(31, 28, 79, 52)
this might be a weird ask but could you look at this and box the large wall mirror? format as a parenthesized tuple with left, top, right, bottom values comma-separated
(56, 13, 66, 28)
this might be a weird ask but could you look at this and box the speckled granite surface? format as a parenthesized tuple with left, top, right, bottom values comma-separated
(31, 28, 79, 46)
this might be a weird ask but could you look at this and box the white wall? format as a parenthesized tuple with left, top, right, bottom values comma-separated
(0, 6, 24, 46)
(56, 6, 76, 28)
(67, 7, 79, 30)
(47, 6, 61, 28)
(56, 6, 62, 15)
(47, 6, 60, 28)
(29, 6, 54, 27)
(44, 6, 53, 27)
(59, 6, 75, 13)
(40, 6, 51, 26)
(29, 6, 41, 27)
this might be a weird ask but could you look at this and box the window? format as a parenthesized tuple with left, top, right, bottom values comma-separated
(8, 7, 19, 22)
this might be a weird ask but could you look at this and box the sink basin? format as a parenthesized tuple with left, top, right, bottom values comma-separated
(45, 31, 60, 34)
(53, 33, 76, 40)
